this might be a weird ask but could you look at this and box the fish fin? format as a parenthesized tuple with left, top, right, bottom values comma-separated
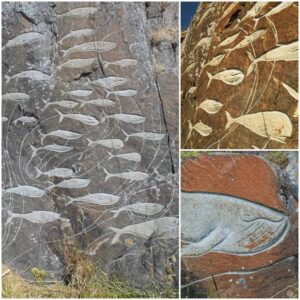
(66, 198, 74, 206)
(109, 227, 121, 244)
(225, 111, 235, 130)
(103, 167, 111, 182)
(120, 128, 129, 141)
(101, 117, 106, 123)
(110, 209, 120, 218)
(106, 151, 114, 160)
(87, 138, 93, 147)
(4, 75, 10, 84)
(38, 130, 45, 145)
(55, 109, 64, 123)
(246, 51, 255, 77)
(35, 167, 42, 179)
(30, 144, 37, 158)
(6, 210, 15, 224)
(206, 71, 213, 88)
(78, 99, 85, 108)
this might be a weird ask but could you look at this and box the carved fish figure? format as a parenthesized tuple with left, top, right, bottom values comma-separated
(207, 69, 244, 88)
(56, 109, 99, 126)
(43, 100, 79, 111)
(87, 138, 124, 149)
(35, 167, 74, 179)
(218, 32, 240, 48)
(67, 193, 120, 206)
(3, 93, 30, 102)
(30, 144, 73, 158)
(77, 98, 115, 108)
(62, 41, 116, 57)
(5, 70, 51, 84)
(111, 203, 165, 218)
(181, 192, 289, 256)
(238, 2, 269, 24)
(3, 32, 43, 49)
(62, 90, 93, 97)
(4, 185, 45, 197)
(121, 129, 165, 141)
(225, 111, 292, 143)
(88, 77, 127, 90)
(107, 151, 141, 162)
(101, 113, 145, 124)
(59, 7, 97, 17)
(188, 120, 212, 137)
(39, 129, 82, 144)
(194, 37, 211, 50)
(281, 82, 298, 100)
(57, 58, 96, 70)
(201, 54, 225, 69)
(7, 210, 60, 224)
(109, 217, 178, 244)
(247, 42, 298, 76)
(49, 179, 90, 189)
(13, 116, 37, 126)
(103, 167, 148, 182)
(103, 59, 138, 68)
(197, 99, 223, 114)
(59, 29, 97, 46)
(106, 89, 137, 97)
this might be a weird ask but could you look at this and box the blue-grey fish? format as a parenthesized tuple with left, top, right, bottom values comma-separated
(181, 192, 289, 256)
(55, 109, 99, 126)
(35, 167, 74, 179)
(3, 32, 43, 49)
(7, 210, 60, 224)
(3, 93, 30, 102)
(111, 203, 164, 218)
(103, 167, 148, 182)
(101, 113, 145, 124)
(67, 193, 120, 206)
(4, 185, 46, 198)
(48, 179, 90, 189)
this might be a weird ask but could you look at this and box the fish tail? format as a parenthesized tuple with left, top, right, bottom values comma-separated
(225, 111, 235, 130)
(55, 109, 64, 123)
(120, 128, 129, 141)
(103, 167, 111, 182)
(106, 151, 114, 160)
(4, 75, 10, 84)
(188, 120, 193, 131)
(35, 167, 42, 179)
(6, 210, 15, 224)
(66, 198, 74, 206)
(101, 117, 106, 123)
(246, 51, 255, 77)
(206, 71, 213, 88)
(78, 99, 85, 108)
(38, 130, 45, 145)
(30, 144, 37, 158)
(110, 209, 120, 218)
(87, 138, 93, 147)
(109, 227, 121, 244)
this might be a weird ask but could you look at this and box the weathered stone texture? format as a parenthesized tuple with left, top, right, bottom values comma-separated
(181, 2, 298, 149)
(2, 2, 179, 290)
(181, 152, 298, 298)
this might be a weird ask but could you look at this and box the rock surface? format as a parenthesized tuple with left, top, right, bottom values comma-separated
(181, 152, 298, 298)
(2, 2, 179, 289)
(181, 2, 298, 149)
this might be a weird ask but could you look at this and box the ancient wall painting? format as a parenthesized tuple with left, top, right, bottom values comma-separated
(2, 2, 179, 293)
(181, 152, 298, 298)
(181, 2, 298, 149)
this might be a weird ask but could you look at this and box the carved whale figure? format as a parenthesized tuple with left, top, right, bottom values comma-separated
(181, 192, 289, 256)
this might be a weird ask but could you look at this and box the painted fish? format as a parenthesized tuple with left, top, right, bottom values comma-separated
(3, 93, 30, 101)
(188, 120, 212, 137)
(239, 2, 269, 23)
(197, 99, 223, 114)
(247, 42, 298, 76)
(87, 138, 124, 149)
(109, 217, 178, 244)
(67, 193, 120, 206)
(111, 203, 165, 218)
(106, 89, 137, 97)
(56, 109, 99, 126)
(225, 110, 293, 143)
(13, 116, 37, 126)
(103, 59, 138, 68)
(4, 185, 45, 197)
(30, 144, 73, 158)
(62, 90, 93, 97)
(57, 58, 96, 70)
(201, 54, 225, 69)
(207, 69, 244, 88)
(43, 100, 79, 111)
(121, 129, 165, 142)
(181, 192, 289, 256)
(7, 210, 60, 224)
(107, 151, 141, 162)
(88, 77, 127, 90)
(218, 32, 240, 48)
(194, 37, 211, 50)
(281, 82, 298, 100)
(3, 32, 43, 49)
(101, 113, 145, 124)
(59, 29, 97, 46)
(39, 129, 82, 145)
(35, 167, 74, 179)
(59, 7, 97, 17)
(103, 167, 148, 182)
(78, 98, 115, 108)
(62, 41, 116, 58)
(49, 178, 90, 189)
(5, 70, 51, 84)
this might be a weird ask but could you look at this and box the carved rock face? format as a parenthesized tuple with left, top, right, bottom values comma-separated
(2, 2, 179, 288)
(181, 2, 298, 149)
(181, 153, 298, 298)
